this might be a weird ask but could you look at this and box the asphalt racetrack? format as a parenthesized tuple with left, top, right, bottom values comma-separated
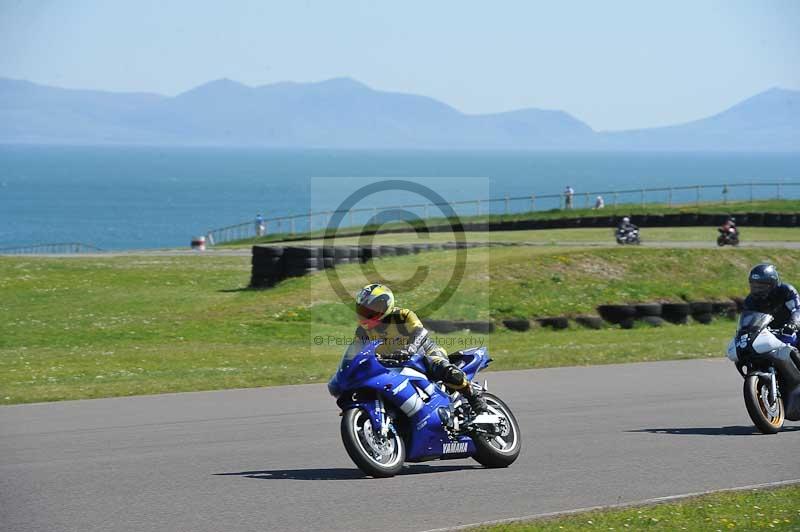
(2, 359, 799, 532)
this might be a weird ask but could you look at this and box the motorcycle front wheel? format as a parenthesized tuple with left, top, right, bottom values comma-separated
(341, 408, 405, 477)
(472, 393, 521, 468)
(743, 374, 784, 434)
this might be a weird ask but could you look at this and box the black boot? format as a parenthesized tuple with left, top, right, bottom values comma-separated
(465, 388, 488, 415)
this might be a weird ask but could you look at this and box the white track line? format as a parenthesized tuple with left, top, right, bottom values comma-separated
(422, 478, 800, 532)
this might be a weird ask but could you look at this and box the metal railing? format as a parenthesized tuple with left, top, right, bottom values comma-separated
(0, 242, 104, 255)
(204, 181, 800, 245)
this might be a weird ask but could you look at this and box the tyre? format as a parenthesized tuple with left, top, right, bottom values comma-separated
(341, 408, 405, 477)
(537, 317, 569, 330)
(661, 303, 690, 324)
(574, 315, 604, 329)
(597, 304, 636, 324)
(284, 246, 319, 259)
(717, 235, 725, 247)
(472, 393, 521, 468)
(502, 318, 530, 332)
(635, 303, 662, 317)
(743, 374, 784, 434)
(461, 321, 495, 334)
(692, 313, 713, 324)
(690, 302, 713, 315)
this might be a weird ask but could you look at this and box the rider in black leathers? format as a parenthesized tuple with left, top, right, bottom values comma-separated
(616, 216, 638, 242)
(744, 263, 800, 334)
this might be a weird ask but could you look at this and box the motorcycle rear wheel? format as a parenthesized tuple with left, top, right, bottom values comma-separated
(341, 408, 405, 477)
(743, 374, 784, 434)
(472, 393, 521, 468)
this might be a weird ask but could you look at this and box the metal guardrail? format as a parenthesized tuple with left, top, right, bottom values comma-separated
(204, 181, 800, 245)
(0, 242, 104, 255)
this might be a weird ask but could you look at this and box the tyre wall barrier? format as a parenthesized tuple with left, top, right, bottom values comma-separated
(251, 242, 496, 288)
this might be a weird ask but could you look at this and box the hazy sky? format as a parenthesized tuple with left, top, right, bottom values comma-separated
(1, 0, 798, 130)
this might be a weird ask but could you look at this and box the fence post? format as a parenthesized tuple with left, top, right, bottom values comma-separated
(530, 195, 535, 211)
(476, 199, 481, 216)
(584, 192, 589, 209)
(696, 185, 700, 206)
(668, 188, 673, 207)
(504, 195, 509, 215)
(750, 182, 754, 202)
(613, 193, 618, 208)
(722, 185, 728, 204)
(308, 212, 313, 233)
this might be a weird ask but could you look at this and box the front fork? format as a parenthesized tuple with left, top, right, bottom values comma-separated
(751, 368, 779, 403)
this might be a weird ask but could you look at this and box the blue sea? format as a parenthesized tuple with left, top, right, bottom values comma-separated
(1, 145, 799, 250)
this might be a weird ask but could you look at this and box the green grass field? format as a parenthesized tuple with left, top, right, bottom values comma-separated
(473, 485, 800, 531)
(3, 244, 798, 404)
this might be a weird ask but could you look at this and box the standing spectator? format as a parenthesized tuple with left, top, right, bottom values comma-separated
(564, 185, 575, 209)
(255, 213, 265, 237)
(594, 195, 605, 209)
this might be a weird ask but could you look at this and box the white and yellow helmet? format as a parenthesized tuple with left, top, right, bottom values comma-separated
(355, 283, 395, 328)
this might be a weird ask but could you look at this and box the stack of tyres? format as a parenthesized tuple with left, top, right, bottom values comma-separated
(334, 246, 351, 265)
(250, 246, 284, 287)
(635, 303, 664, 327)
(322, 246, 335, 269)
(747, 212, 764, 226)
(283, 246, 320, 277)
(597, 304, 637, 329)
(359, 245, 377, 263)
(690, 301, 714, 324)
(661, 303, 690, 324)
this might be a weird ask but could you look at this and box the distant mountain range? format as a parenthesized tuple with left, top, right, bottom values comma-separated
(1, 77, 797, 150)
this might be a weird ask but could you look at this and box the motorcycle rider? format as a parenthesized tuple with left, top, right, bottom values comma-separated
(744, 263, 800, 338)
(354, 283, 488, 414)
(718, 216, 738, 239)
(616, 216, 638, 240)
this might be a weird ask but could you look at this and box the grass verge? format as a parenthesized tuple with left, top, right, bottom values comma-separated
(472, 484, 800, 531)
(1, 245, 796, 404)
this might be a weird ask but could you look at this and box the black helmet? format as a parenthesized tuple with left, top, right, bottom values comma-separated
(748, 263, 780, 299)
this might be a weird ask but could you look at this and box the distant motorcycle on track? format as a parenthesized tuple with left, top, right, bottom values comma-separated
(615, 227, 641, 245)
(726, 311, 800, 433)
(328, 339, 521, 477)
(717, 227, 740, 247)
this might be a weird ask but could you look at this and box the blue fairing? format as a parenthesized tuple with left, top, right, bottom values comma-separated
(328, 340, 489, 462)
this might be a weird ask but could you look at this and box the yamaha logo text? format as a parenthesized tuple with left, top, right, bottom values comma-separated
(443, 441, 468, 454)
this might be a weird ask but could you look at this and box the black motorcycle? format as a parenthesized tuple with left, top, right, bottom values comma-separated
(717, 228, 740, 247)
(726, 311, 800, 433)
(615, 227, 640, 245)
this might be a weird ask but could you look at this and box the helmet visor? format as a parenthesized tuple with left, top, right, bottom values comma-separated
(749, 280, 773, 298)
(356, 302, 385, 321)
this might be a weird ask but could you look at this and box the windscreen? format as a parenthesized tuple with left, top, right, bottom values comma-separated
(737, 310, 773, 331)
(338, 338, 379, 370)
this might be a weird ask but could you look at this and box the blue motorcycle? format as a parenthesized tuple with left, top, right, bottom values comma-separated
(328, 339, 521, 477)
